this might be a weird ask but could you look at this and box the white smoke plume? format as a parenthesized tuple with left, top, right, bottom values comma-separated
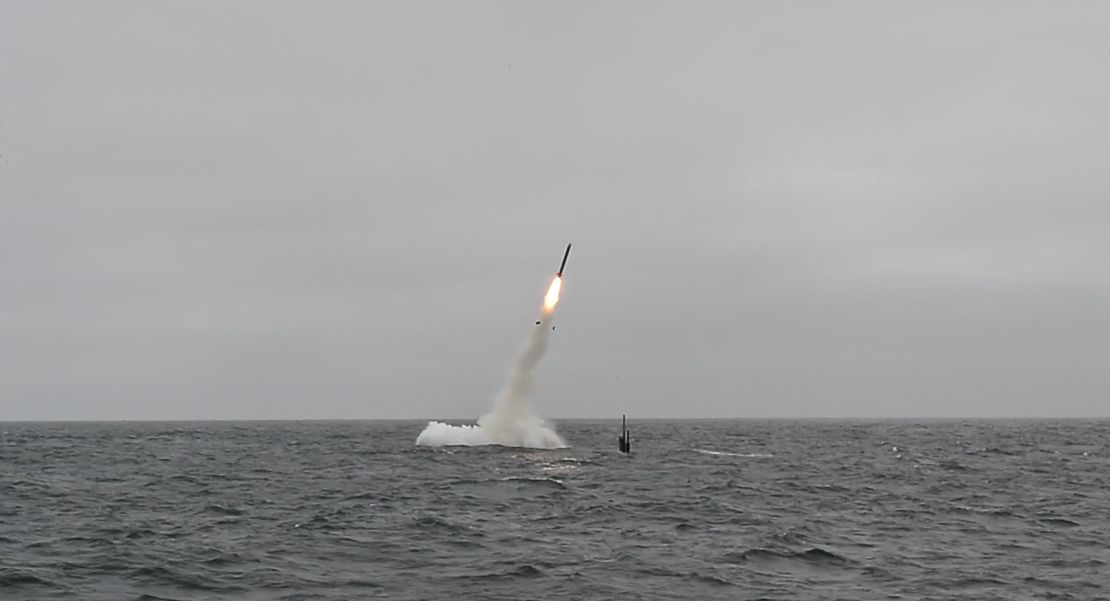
(415, 278, 567, 449)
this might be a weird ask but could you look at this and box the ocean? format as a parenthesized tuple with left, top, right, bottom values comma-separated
(2, 419, 1107, 600)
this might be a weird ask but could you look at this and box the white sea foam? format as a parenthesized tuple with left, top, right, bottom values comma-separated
(694, 449, 774, 458)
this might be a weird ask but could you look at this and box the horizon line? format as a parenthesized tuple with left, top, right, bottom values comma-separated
(3, 415, 1109, 423)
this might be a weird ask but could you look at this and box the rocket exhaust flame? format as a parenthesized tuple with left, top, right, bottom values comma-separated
(415, 245, 572, 449)
(543, 276, 562, 313)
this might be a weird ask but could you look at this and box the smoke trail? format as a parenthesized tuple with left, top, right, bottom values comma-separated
(415, 278, 567, 449)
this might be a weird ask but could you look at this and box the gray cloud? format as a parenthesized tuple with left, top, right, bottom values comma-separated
(2, 2, 1108, 419)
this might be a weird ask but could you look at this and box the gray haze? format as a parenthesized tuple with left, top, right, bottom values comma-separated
(2, 3, 1108, 420)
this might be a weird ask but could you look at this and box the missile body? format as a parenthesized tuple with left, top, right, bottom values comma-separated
(557, 243, 572, 276)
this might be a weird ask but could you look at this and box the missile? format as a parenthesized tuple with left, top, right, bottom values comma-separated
(557, 243, 572, 276)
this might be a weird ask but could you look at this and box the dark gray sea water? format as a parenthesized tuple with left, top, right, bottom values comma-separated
(2, 419, 1108, 600)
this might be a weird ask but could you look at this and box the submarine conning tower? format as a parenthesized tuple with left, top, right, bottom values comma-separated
(618, 414, 631, 453)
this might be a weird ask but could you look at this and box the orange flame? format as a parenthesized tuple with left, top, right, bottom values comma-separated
(543, 276, 562, 312)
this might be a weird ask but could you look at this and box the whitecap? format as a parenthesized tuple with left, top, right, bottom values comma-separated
(694, 449, 773, 458)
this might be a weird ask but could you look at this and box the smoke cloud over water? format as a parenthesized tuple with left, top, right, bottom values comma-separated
(415, 277, 567, 449)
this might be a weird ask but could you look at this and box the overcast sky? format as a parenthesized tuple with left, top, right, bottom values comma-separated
(2, 2, 1108, 420)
